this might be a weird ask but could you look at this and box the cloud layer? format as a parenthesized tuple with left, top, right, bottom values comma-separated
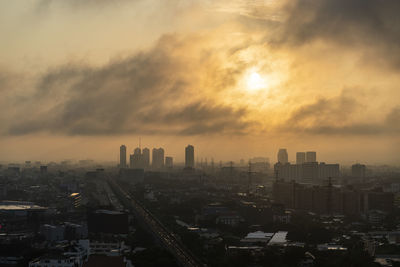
(0, 0, 399, 139)
(4, 35, 251, 136)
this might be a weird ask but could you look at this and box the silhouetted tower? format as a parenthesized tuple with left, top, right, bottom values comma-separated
(229, 161, 234, 183)
(327, 177, 333, 215)
(185, 145, 195, 169)
(120, 145, 127, 168)
(277, 149, 288, 164)
(247, 161, 255, 194)
(142, 148, 150, 168)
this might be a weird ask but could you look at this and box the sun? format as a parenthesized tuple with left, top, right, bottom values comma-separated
(247, 72, 266, 91)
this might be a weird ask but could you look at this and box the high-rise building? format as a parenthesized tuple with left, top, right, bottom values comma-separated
(277, 149, 288, 164)
(305, 151, 317, 163)
(319, 162, 340, 180)
(165, 157, 173, 168)
(129, 154, 134, 168)
(131, 147, 143, 168)
(142, 148, 150, 168)
(352, 163, 366, 178)
(185, 145, 195, 169)
(152, 148, 164, 169)
(120, 145, 127, 168)
(296, 152, 306, 164)
(302, 162, 319, 183)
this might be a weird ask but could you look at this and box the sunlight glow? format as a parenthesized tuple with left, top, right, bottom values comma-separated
(247, 72, 266, 91)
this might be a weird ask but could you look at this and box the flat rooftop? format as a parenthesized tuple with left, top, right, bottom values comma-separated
(244, 231, 274, 239)
(0, 201, 46, 211)
(268, 231, 288, 245)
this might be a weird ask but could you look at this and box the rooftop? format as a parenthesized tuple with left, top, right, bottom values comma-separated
(0, 201, 46, 211)
(244, 231, 274, 239)
(268, 231, 288, 245)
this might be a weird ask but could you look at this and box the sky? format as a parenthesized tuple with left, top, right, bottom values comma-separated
(0, 0, 399, 165)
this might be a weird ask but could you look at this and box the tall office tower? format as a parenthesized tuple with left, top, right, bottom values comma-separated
(129, 154, 134, 168)
(131, 147, 143, 168)
(120, 145, 127, 168)
(134, 147, 141, 155)
(302, 162, 319, 183)
(165, 157, 173, 168)
(318, 162, 340, 179)
(152, 148, 164, 169)
(142, 148, 150, 168)
(352, 163, 366, 178)
(277, 149, 288, 164)
(296, 152, 306, 164)
(185, 145, 195, 168)
(305, 151, 317, 163)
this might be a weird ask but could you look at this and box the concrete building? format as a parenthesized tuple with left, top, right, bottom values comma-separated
(40, 224, 65, 242)
(152, 148, 164, 169)
(130, 147, 143, 169)
(119, 145, 126, 168)
(301, 162, 319, 183)
(273, 180, 394, 215)
(185, 145, 195, 169)
(277, 149, 288, 164)
(296, 152, 306, 164)
(142, 148, 150, 168)
(352, 163, 366, 178)
(29, 255, 77, 267)
(165, 156, 173, 168)
(305, 151, 317, 163)
(318, 162, 340, 180)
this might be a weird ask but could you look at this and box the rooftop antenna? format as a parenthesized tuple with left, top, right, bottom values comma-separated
(139, 137, 141, 150)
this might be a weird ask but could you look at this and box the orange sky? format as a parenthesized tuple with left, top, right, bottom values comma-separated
(0, 0, 399, 164)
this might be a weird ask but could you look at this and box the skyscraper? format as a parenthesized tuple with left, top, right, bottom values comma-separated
(296, 152, 306, 164)
(142, 148, 150, 168)
(277, 149, 288, 164)
(131, 147, 143, 168)
(305, 151, 317, 163)
(352, 163, 366, 178)
(152, 148, 164, 169)
(185, 145, 195, 169)
(120, 145, 127, 168)
(165, 156, 173, 168)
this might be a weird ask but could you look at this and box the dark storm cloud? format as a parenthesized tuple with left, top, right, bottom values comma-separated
(277, 0, 400, 68)
(281, 92, 400, 135)
(5, 35, 250, 136)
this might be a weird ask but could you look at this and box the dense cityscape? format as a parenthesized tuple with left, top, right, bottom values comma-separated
(0, 144, 399, 266)
(1, 0, 400, 266)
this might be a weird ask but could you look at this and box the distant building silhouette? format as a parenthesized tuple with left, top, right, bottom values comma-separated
(119, 145, 126, 168)
(131, 147, 143, 168)
(165, 156, 173, 168)
(273, 180, 393, 215)
(152, 148, 164, 169)
(274, 161, 340, 184)
(142, 148, 150, 168)
(277, 149, 288, 164)
(305, 151, 317, 163)
(296, 152, 306, 164)
(185, 145, 195, 169)
(352, 163, 366, 178)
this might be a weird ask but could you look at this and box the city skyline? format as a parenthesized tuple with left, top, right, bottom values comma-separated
(1, 1, 400, 266)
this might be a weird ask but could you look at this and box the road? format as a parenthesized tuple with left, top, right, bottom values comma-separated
(108, 179, 204, 267)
